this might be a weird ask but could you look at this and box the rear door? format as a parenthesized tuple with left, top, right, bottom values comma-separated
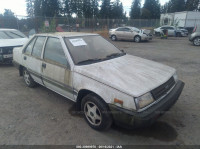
(22, 36, 46, 85)
(168, 27, 175, 36)
(41, 37, 74, 100)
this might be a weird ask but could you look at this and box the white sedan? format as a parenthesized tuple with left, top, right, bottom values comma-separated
(0, 29, 28, 63)
(13, 32, 184, 130)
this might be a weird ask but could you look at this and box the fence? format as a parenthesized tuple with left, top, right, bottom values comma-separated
(0, 16, 200, 34)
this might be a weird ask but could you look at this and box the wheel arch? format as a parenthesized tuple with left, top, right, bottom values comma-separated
(76, 89, 108, 111)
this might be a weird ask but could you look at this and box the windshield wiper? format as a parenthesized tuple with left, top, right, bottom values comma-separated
(106, 52, 125, 59)
(77, 58, 103, 65)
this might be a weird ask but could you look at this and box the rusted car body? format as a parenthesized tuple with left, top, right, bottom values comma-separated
(13, 32, 184, 130)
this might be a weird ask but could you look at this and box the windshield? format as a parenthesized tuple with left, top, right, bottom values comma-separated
(0, 31, 27, 39)
(65, 35, 124, 65)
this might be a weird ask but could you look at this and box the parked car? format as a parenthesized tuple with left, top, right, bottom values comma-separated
(0, 29, 28, 63)
(154, 26, 187, 37)
(13, 32, 184, 130)
(189, 25, 200, 46)
(177, 27, 189, 36)
(109, 27, 152, 42)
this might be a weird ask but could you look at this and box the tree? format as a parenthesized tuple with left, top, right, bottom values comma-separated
(141, 0, 160, 19)
(110, 0, 124, 19)
(63, 0, 72, 17)
(185, 0, 199, 11)
(130, 0, 141, 19)
(34, 0, 60, 17)
(167, 0, 185, 12)
(100, 0, 111, 19)
(71, 0, 83, 17)
(26, 0, 35, 17)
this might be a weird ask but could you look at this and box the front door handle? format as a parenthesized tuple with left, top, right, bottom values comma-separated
(24, 56, 27, 60)
(42, 63, 46, 69)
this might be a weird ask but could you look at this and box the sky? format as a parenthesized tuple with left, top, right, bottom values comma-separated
(0, 0, 169, 17)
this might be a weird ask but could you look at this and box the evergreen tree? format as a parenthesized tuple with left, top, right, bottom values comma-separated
(168, 0, 185, 12)
(34, 0, 60, 17)
(130, 0, 141, 19)
(63, 0, 72, 17)
(110, 0, 124, 19)
(71, 0, 83, 17)
(26, 0, 35, 17)
(100, 0, 111, 19)
(91, 0, 99, 18)
(142, 0, 160, 19)
(185, 0, 199, 11)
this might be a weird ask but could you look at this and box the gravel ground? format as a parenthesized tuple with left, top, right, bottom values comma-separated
(0, 37, 199, 145)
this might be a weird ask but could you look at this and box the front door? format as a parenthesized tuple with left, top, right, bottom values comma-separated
(41, 37, 74, 100)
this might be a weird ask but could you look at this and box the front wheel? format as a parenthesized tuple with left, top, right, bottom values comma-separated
(23, 68, 36, 88)
(134, 36, 141, 43)
(111, 35, 117, 41)
(193, 37, 200, 46)
(81, 94, 112, 131)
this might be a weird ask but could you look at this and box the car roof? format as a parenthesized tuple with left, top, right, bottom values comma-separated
(36, 32, 98, 37)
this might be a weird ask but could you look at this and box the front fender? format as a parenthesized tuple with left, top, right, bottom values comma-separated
(73, 72, 136, 111)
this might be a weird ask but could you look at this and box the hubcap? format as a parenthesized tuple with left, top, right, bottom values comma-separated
(84, 102, 102, 126)
(194, 38, 200, 46)
(112, 36, 116, 41)
(135, 37, 140, 42)
(23, 70, 31, 85)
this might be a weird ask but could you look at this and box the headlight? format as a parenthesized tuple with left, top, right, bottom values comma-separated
(173, 72, 178, 83)
(135, 92, 155, 109)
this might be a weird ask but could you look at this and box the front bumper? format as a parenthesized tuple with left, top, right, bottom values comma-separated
(109, 80, 185, 128)
(0, 54, 13, 63)
(141, 35, 153, 41)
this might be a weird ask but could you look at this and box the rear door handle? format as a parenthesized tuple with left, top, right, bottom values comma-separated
(42, 63, 46, 69)
(24, 56, 27, 60)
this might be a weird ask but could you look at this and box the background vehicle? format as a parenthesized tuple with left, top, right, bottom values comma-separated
(13, 32, 184, 131)
(189, 25, 200, 46)
(0, 29, 28, 63)
(177, 27, 189, 36)
(154, 26, 186, 37)
(109, 27, 152, 43)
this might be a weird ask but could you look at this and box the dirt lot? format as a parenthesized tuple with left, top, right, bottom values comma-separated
(0, 37, 200, 145)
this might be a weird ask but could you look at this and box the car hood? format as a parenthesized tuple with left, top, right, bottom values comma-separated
(0, 38, 28, 48)
(142, 29, 151, 34)
(74, 54, 176, 97)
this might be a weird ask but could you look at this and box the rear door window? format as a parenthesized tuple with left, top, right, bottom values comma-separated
(32, 37, 46, 58)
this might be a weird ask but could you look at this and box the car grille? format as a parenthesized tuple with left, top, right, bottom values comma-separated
(151, 77, 175, 100)
(1, 47, 13, 54)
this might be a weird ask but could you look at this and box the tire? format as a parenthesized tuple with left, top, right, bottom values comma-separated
(193, 37, 200, 46)
(81, 93, 112, 131)
(23, 68, 36, 88)
(176, 32, 181, 37)
(111, 35, 117, 41)
(134, 36, 141, 43)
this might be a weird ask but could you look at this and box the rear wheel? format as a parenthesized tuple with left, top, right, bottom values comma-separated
(193, 37, 200, 46)
(134, 36, 141, 43)
(81, 93, 112, 131)
(111, 35, 117, 41)
(23, 68, 36, 88)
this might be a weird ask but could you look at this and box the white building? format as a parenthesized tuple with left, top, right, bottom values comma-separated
(160, 11, 200, 28)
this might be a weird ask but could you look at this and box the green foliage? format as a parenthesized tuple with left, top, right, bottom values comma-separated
(142, 0, 161, 19)
(185, 0, 199, 11)
(26, 0, 35, 17)
(34, 0, 60, 17)
(130, 0, 141, 19)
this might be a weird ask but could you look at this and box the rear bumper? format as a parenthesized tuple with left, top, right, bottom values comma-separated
(109, 80, 185, 128)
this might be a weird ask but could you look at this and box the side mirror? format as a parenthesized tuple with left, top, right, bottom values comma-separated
(120, 49, 125, 53)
